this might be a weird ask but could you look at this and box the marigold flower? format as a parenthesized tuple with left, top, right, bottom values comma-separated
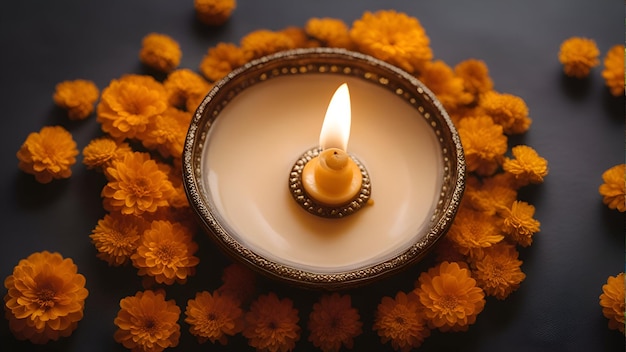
(199, 42, 247, 82)
(501, 201, 540, 247)
(447, 205, 504, 256)
(502, 145, 549, 187)
(16, 125, 78, 183)
(350, 10, 432, 74)
(304, 18, 354, 49)
(480, 91, 531, 134)
(163, 68, 211, 110)
(463, 174, 518, 215)
(139, 33, 182, 73)
(470, 243, 526, 300)
(82, 137, 132, 171)
(280, 26, 319, 49)
(90, 212, 147, 266)
(4, 251, 88, 344)
(140, 107, 192, 159)
(558, 37, 600, 78)
(240, 30, 296, 61)
(454, 59, 494, 99)
(217, 262, 257, 305)
(601, 45, 625, 96)
(102, 152, 174, 216)
(599, 273, 625, 334)
(308, 293, 362, 352)
(114, 290, 181, 351)
(131, 220, 199, 285)
(457, 115, 508, 176)
(372, 291, 430, 351)
(414, 261, 485, 332)
(598, 164, 625, 212)
(185, 290, 244, 344)
(97, 74, 168, 140)
(243, 292, 301, 352)
(418, 60, 473, 111)
(53, 79, 100, 120)
(194, 0, 236, 26)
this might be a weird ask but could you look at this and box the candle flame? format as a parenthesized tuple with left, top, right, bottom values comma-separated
(319, 83, 351, 151)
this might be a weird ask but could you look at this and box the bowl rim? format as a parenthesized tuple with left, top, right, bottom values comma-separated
(182, 47, 466, 289)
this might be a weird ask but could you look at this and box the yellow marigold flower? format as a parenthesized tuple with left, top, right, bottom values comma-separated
(240, 29, 296, 61)
(199, 42, 247, 82)
(280, 26, 319, 49)
(601, 45, 625, 96)
(114, 290, 181, 351)
(97, 74, 168, 140)
(558, 37, 600, 78)
(598, 164, 625, 212)
(131, 220, 199, 285)
(102, 152, 174, 215)
(470, 243, 526, 300)
(501, 201, 540, 247)
(454, 59, 494, 100)
(458, 115, 508, 176)
(53, 79, 100, 120)
(185, 290, 244, 344)
(140, 107, 192, 159)
(418, 60, 473, 111)
(163, 68, 211, 110)
(480, 91, 532, 135)
(349, 10, 432, 74)
(372, 291, 429, 351)
(194, 0, 236, 26)
(139, 33, 182, 73)
(447, 205, 505, 256)
(3, 251, 88, 344)
(243, 292, 301, 352)
(308, 293, 362, 352)
(414, 261, 485, 332)
(90, 212, 147, 266)
(599, 273, 625, 334)
(502, 145, 549, 187)
(305, 17, 354, 49)
(82, 137, 132, 171)
(463, 174, 518, 215)
(217, 262, 257, 305)
(16, 126, 78, 184)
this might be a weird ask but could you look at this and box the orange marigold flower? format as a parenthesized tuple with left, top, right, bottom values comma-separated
(102, 152, 174, 216)
(217, 262, 257, 305)
(131, 220, 199, 285)
(558, 37, 600, 78)
(194, 0, 236, 26)
(598, 164, 625, 212)
(3, 251, 89, 344)
(350, 10, 432, 74)
(447, 205, 504, 256)
(601, 44, 625, 96)
(501, 200, 540, 247)
(480, 91, 531, 135)
(97, 74, 168, 140)
(470, 243, 526, 300)
(82, 137, 132, 171)
(163, 68, 211, 110)
(16, 126, 78, 184)
(114, 290, 181, 352)
(240, 30, 296, 61)
(185, 290, 244, 344)
(199, 42, 247, 82)
(140, 107, 192, 159)
(454, 59, 494, 99)
(414, 261, 485, 332)
(457, 115, 508, 176)
(599, 273, 625, 334)
(139, 33, 182, 73)
(280, 26, 319, 49)
(372, 291, 430, 351)
(53, 79, 100, 120)
(90, 212, 148, 266)
(308, 293, 362, 352)
(463, 174, 518, 215)
(418, 60, 473, 111)
(502, 145, 549, 187)
(243, 292, 301, 352)
(305, 18, 354, 49)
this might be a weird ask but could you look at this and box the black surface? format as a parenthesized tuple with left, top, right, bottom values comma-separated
(0, 1, 624, 351)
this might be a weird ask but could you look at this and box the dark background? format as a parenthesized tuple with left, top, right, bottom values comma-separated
(0, 1, 623, 351)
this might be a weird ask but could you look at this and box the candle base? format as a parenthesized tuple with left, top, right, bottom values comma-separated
(289, 147, 371, 218)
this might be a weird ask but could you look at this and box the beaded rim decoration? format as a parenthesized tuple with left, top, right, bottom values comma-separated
(182, 47, 466, 289)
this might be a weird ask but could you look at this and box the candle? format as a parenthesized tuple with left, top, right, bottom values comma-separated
(301, 83, 363, 206)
